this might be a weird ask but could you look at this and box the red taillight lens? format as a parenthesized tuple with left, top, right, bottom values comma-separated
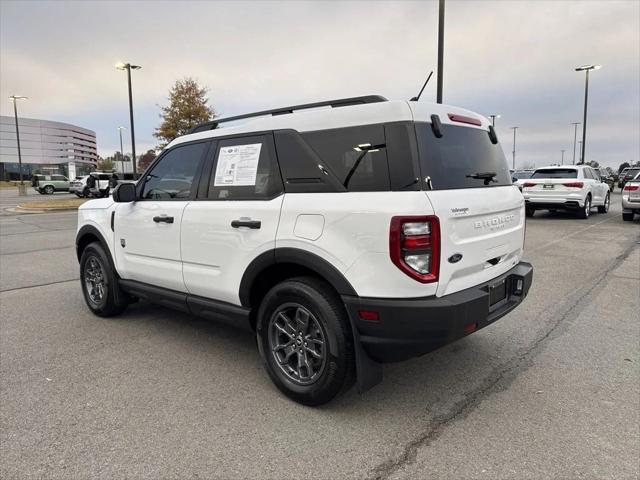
(562, 182, 584, 188)
(447, 113, 482, 126)
(389, 216, 440, 283)
(623, 184, 639, 191)
(522, 182, 535, 188)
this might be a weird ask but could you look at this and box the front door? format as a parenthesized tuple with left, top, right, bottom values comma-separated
(114, 140, 210, 292)
(181, 134, 284, 305)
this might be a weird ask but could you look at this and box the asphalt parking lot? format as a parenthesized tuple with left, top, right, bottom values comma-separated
(1, 192, 638, 479)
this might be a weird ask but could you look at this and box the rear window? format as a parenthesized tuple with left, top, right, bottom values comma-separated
(625, 168, 640, 177)
(531, 168, 578, 179)
(514, 171, 533, 179)
(415, 123, 511, 189)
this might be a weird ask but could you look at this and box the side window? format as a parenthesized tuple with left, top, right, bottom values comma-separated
(584, 168, 594, 180)
(302, 125, 390, 192)
(208, 135, 282, 200)
(52, 175, 65, 181)
(141, 142, 207, 200)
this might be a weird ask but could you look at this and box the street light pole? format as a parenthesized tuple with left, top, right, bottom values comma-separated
(116, 62, 141, 175)
(489, 114, 500, 127)
(117, 126, 126, 174)
(571, 122, 581, 165)
(561, 149, 565, 165)
(510, 126, 518, 170)
(578, 141, 583, 163)
(575, 64, 601, 165)
(9, 95, 28, 195)
(436, 0, 445, 104)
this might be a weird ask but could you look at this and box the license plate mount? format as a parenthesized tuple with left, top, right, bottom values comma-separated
(489, 279, 507, 306)
(543, 184, 554, 189)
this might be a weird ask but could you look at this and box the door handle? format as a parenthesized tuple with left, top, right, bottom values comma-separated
(153, 215, 174, 224)
(231, 219, 261, 229)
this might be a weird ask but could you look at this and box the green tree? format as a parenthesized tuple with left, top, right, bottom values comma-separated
(618, 162, 630, 173)
(138, 149, 157, 172)
(154, 78, 215, 148)
(587, 160, 599, 168)
(97, 157, 114, 171)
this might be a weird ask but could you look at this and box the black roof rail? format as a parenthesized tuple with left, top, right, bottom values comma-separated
(188, 95, 388, 134)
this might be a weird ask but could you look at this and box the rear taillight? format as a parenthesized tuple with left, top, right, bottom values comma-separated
(623, 184, 639, 191)
(562, 182, 584, 188)
(390, 216, 440, 283)
(522, 182, 535, 188)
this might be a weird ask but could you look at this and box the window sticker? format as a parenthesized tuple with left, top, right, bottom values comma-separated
(214, 143, 262, 186)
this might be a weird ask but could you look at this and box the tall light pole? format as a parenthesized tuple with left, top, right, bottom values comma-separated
(489, 114, 500, 127)
(575, 64, 601, 165)
(561, 149, 565, 165)
(436, 0, 445, 103)
(510, 126, 518, 170)
(571, 122, 581, 165)
(9, 95, 28, 195)
(578, 141, 583, 163)
(117, 126, 126, 174)
(116, 62, 141, 175)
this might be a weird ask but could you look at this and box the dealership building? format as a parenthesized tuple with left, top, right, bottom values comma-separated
(0, 116, 98, 180)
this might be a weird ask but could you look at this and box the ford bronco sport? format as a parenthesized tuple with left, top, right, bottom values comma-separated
(76, 95, 533, 405)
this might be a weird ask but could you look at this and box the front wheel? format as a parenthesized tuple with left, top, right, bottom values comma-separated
(44, 185, 54, 195)
(597, 193, 610, 213)
(256, 277, 355, 406)
(80, 242, 129, 317)
(577, 195, 591, 219)
(82, 187, 91, 198)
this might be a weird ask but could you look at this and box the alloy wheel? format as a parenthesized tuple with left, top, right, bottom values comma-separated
(268, 303, 327, 385)
(84, 256, 106, 304)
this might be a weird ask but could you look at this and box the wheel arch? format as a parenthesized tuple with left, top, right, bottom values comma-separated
(76, 224, 112, 264)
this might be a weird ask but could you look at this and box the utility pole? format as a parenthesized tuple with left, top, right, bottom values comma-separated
(436, 0, 445, 103)
(9, 95, 28, 196)
(571, 122, 581, 165)
(561, 149, 565, 165)
(510, 126, 518, 170)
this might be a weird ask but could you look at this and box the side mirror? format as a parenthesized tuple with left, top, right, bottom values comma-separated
(113, 182, 137, 203)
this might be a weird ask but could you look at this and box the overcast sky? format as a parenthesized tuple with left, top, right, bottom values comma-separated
(1, 0, 638, 169)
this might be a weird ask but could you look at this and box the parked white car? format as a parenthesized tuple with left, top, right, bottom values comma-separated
(522, 165, 610, 219)
(69, 173, 112, 198)
(621, 171, 640, 221)
(75, 95, 533, 405)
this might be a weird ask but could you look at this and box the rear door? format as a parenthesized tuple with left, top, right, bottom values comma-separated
(415, 122, 524, 297)
(181, 134, 284, 305)
(113, 140, 210, 292)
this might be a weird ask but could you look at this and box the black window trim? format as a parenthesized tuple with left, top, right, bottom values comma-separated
(135, 138, 213, 202)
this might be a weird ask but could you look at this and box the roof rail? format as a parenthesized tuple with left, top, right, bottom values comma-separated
(188, 95, 388, 134)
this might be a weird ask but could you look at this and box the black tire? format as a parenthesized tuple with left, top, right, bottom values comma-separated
(622, 212, 634, 221)
(38, 190, 45, 195)
(256, 276, 355, 406)
(577, 195, 591, 219)
(75, 193, 83, 198)
(525, 206, 535, 218)
(44, 185, 54, 195)
(80, 242, 129, 317)
(597, 193, 610, 213)
(82, 187, 91, 198)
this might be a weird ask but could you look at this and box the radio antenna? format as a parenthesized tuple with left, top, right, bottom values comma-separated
(410, 71, 434, 102)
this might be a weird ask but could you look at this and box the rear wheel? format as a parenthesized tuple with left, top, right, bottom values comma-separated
(597, 193, 610, 213)
(80, 242, 129, 317)
(525, 206, 535, 218)
(44, 185, 54, 195)
(577, 195, 591, 219)
(256, 277, 354, 406)
(622, 212, 634, 221)
(82, 187, 91, 198)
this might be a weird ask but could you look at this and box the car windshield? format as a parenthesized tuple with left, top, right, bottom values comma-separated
(514, 171, 533, 179)
(415, 123, 511, 189)
(531, 168, 578, 179)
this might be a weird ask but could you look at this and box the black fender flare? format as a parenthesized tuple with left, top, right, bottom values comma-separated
(238, 247, 357, 308)
(75, 224, 112, 264)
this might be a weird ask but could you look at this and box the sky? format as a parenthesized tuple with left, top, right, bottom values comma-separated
(1, 0, 638, 170)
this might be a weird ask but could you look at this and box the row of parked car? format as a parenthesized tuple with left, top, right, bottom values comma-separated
(511, 165, 640, 221)
(31, 172, 138, 197)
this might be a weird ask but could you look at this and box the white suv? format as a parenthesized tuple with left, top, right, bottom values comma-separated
(521, 165, 610, 218)
(75, 96, 533, 405)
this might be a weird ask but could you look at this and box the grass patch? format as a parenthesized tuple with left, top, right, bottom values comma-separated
(18, 198, 87, 210)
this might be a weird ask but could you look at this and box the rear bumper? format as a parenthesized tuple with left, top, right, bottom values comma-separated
(343, 262, 533, 362)
(622, 197, 640, 211)
(525, 199, 583, 210)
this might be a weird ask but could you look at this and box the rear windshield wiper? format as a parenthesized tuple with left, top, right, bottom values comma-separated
(466, 171, 497, 185)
